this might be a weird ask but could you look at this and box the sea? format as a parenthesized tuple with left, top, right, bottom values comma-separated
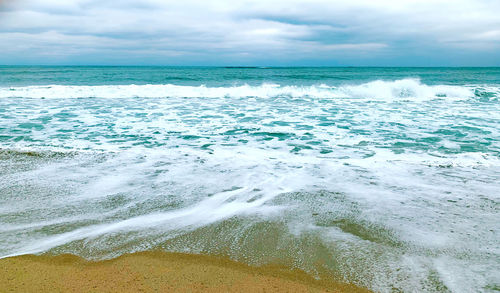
(0, 66, 499, 292)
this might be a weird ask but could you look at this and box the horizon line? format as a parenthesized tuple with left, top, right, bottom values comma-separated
(1, 65, 500, 68)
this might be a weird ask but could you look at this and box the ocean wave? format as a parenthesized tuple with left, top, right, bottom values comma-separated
(0, 79, 489, 101)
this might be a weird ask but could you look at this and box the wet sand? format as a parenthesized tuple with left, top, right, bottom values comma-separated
(0, 251, 371, 292)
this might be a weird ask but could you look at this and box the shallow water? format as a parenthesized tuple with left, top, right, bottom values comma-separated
(0, 67, 499, 292)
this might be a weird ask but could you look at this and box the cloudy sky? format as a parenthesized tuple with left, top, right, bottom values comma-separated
(1, 0, 499, 66)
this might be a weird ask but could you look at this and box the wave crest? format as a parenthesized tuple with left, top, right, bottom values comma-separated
(0, 79, 487, 101)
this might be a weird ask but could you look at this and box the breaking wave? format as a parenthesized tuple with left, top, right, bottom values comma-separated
(1, 79, 492, 101)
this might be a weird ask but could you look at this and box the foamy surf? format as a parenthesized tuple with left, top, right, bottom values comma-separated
(1, 67, 499, 293)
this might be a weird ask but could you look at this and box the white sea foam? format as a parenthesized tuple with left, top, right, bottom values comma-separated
(0, 79, 483, 101)
(1, 78, 499, 293)
(339, 79, 476, 101)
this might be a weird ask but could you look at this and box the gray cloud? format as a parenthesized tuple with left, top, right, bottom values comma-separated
(1, 0, 499, 65)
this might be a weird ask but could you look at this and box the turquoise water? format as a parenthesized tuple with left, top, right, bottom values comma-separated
(0, 67, 499, 292)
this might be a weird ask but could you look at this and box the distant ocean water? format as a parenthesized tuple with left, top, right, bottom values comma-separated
(0, 66, 499, 292)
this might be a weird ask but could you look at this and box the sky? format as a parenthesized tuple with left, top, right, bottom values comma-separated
(0, 0, 500, 66)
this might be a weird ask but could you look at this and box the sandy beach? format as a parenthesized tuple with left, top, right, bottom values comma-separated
(0, 251, 370, 292)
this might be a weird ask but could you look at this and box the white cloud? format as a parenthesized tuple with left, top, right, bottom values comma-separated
(0, 0, 499, 65)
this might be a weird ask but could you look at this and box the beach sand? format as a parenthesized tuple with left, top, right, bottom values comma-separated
(0, 251, 371, 292)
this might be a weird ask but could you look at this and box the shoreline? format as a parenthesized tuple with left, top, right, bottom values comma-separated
(0, 250, 371, 292)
